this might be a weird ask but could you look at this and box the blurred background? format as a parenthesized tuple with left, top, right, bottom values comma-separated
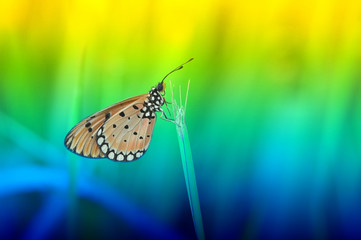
(1, 0, 360, 239)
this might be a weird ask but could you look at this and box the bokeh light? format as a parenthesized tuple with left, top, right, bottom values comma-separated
(1, 0, 360, 239)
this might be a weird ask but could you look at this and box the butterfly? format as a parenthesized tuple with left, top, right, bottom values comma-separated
(64, 58, 193, 162)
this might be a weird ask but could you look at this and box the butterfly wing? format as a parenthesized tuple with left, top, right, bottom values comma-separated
(64, 94, 149, 158)
(96, 98, 157, 161)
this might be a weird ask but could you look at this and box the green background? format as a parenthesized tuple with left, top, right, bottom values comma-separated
(0, 0, 360, 239)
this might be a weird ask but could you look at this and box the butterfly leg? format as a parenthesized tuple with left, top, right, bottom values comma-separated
(164, 101, 173, 117)
(160, 109, 175, 123)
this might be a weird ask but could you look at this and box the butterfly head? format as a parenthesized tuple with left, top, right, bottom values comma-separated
(156, 81, 165, 93)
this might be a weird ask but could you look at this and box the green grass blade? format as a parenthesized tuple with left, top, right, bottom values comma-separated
(170, 81, 205, 240)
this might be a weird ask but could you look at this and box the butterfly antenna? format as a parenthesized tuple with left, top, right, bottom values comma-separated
(161, 58, 194, 83)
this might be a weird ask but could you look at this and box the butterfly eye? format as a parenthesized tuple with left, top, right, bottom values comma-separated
(156, 82, 164, 92)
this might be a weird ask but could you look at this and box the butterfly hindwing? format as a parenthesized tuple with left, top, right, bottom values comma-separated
(64, 94, 148, 158)
(96, 97, 157, 161)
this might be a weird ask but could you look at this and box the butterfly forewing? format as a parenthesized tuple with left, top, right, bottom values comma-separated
(64, 94, 149, 158)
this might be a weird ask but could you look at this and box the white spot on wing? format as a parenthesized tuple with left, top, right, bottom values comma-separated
(127, 154, 134, 161)
(97, 137, 104, 145)
(117, 154, 124, 161)
(108, 152, 115, 159)
(101, 144, 108, 153)
(97, 129, 102, 136)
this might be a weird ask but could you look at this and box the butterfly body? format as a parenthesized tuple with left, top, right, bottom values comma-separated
(64, 58, 193, 162)
(141, 86, 166, 118)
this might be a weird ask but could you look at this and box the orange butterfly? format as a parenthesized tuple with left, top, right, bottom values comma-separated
(64, 58, 193, 161)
